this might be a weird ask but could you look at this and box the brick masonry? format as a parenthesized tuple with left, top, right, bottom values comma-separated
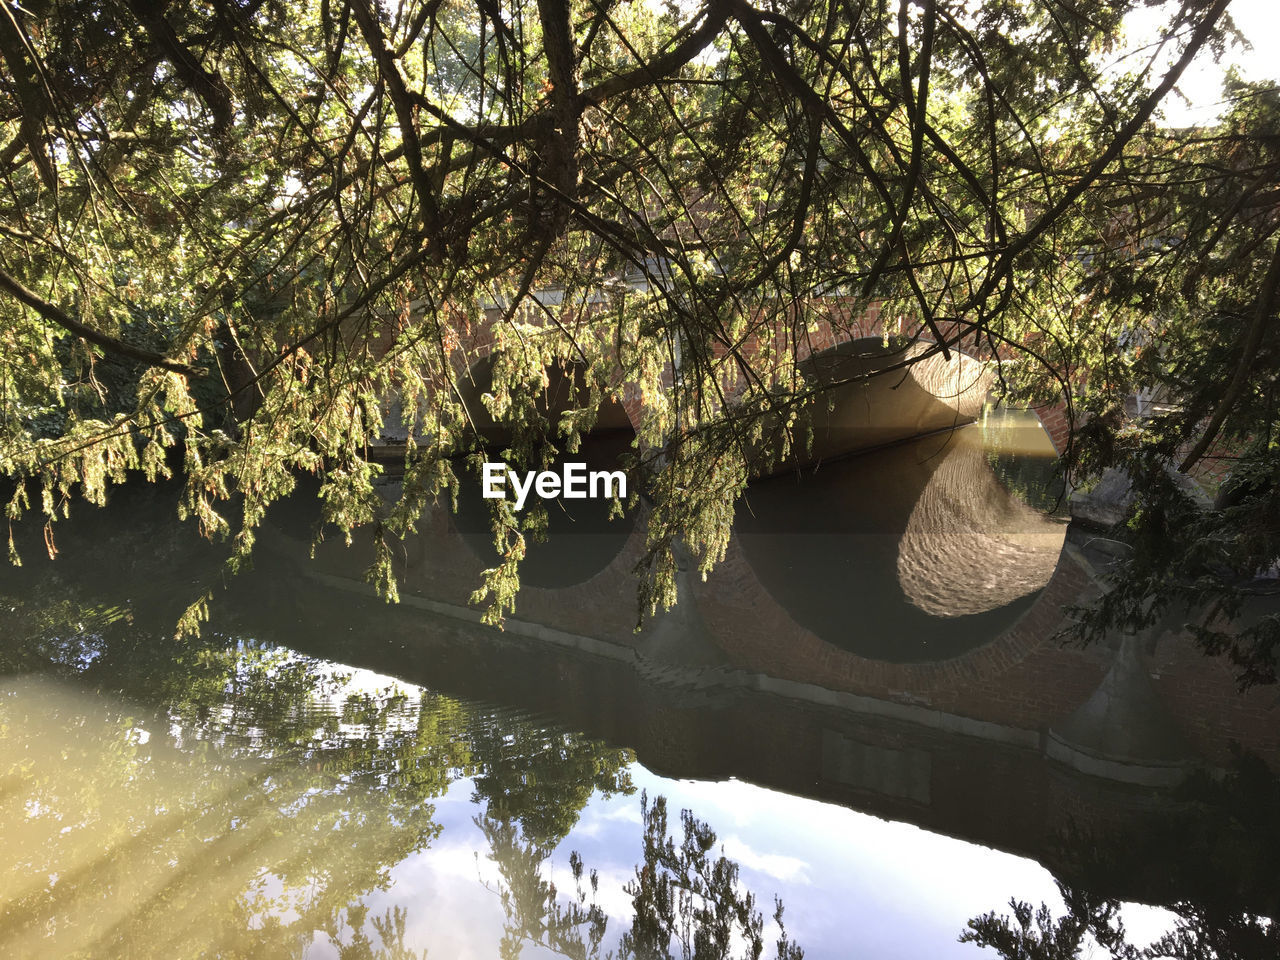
(438, 302, 1066, 445)
(333, 307, 1280, 773)
(296, 488, 1277, 773)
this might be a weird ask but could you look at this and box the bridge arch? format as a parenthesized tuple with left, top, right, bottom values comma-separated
(785, 314, 1074, 459)
(440, 298, 1076, 460)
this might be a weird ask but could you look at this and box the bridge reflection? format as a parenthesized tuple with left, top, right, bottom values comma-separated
(268, 409, 1275, 778)
(232, 408, 1276, 886)
(225, 556, 1257, 910)
(734, 417, 1063, 661)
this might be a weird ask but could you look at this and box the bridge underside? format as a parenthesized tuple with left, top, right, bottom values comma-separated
(445, 336, 995, 474)
(750, 338, 994, 477)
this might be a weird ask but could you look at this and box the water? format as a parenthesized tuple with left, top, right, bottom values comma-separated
(1, 410, 1275, 959)
(0, 638, 1069, 960)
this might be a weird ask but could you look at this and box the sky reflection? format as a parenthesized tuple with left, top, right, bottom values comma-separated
(1, 666, 1099, 960)
(301, 757, 1079, 959)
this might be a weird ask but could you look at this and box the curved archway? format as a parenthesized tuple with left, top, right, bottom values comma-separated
(750, 336, 994, 477)
(728, 411, 1065, 662)
(454, 354, 635, 449)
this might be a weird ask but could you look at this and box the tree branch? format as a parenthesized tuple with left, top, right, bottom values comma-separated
(1179, 239, 1280, 472)
(970, 0, 1234, 311)
(0, 267, 205, 377)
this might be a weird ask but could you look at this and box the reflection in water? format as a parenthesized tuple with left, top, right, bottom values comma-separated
(304, 405, 1067, 665)
(480, 793, 804, 960)
(477, 813, 610, 960)
(896, 421, 1062, 618)
(0, 407, 1273, 959)
(468, 709, 635, 848)
(0, 629, 469, 959)
(966, 879, 1278, 960)
(736, 408, 1064, 660)
(0, 573, 811, 959)
(964, 755, 1280, 959)
(0, 671, 446, 959)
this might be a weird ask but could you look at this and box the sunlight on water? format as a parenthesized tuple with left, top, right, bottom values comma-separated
(0, 668, 1093, 960)
(0, 673, 448, 958)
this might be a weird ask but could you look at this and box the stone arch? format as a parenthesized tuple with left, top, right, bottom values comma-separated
(780, 311, 1075, 462)
(688, 410, 1084, 727)
(712, 331, 996, 477)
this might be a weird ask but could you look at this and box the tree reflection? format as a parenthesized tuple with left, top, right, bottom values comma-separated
(962, 883, 1145, 960)
(963, 881, 1278, 960)
(323, 904, 427, 960)
(962, 754, 1280, 960)
(480, 791, 804, 960)
(479, 814, 610, 960)
(0, 569, 636, 959)
(469, 714, 636, 847)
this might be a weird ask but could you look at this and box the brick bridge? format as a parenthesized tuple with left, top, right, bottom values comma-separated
(328, 297, 1275, 851)
(271, 409, 1278, 788)
(378, 297, 1077, 461)
(252, 474, 1278, 900)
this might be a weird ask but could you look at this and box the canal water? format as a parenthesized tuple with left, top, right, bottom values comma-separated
(1, 410, 1274, 959)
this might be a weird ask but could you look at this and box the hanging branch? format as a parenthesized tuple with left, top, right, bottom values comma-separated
(0, 266, 205, 378)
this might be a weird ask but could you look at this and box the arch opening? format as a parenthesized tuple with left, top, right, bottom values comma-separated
(452, 357, 638, 590)
(733, 410, 1065, 662)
